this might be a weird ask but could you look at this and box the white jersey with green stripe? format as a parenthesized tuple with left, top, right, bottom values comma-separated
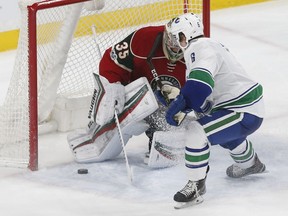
(183, 37, 264, 118)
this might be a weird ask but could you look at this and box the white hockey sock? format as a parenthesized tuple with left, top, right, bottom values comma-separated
(229, 140, 256, 169)
(186, 143, 210, 181)
(185, 122, 210, 181)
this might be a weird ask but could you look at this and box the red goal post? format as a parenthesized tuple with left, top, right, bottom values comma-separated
(0, 0, 210, 171)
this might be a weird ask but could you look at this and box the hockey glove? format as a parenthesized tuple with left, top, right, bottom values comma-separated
(200, 99, 213, 115)
(155, 84, 180, 106)
(195, 99, 214, 119)
(166, 94, 192, 126)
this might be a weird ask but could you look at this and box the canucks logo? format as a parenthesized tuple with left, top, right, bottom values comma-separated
(150, 75, 181, 91)
(191, 52, 195, 63)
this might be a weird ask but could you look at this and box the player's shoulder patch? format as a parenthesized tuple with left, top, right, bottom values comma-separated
(110, 32, 134, 71)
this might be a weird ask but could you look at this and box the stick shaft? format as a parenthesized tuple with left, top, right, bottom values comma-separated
(114, 110, 133, 183)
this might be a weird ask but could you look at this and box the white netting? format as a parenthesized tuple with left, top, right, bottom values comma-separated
(0, 0, 204, 169)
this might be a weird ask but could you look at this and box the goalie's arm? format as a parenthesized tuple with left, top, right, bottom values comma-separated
(99, 48, 131, 85)
(99, 32, 136, 85)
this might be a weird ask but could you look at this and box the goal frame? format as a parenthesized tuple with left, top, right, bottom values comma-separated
(26, 0, 210, 171)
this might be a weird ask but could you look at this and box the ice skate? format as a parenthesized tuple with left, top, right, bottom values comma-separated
(226, 154, 266, 178)
(173, 178, 206, 209)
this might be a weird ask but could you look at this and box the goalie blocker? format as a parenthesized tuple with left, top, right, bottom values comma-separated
(67, 74, 158, 163)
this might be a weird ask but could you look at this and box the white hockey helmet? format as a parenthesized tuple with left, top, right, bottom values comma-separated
(163, 13, 204, 57)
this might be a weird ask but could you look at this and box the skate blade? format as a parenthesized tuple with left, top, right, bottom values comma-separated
(174, 195, 204, 209)
(233, 168, 269, 178)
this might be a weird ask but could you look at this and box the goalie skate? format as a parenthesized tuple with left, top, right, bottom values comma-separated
(174, 178, 206, 209)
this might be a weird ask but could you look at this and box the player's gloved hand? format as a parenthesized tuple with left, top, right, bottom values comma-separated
(185, 99, 214, 120)
(195, 99, 214, 119)
(155, 84, 180, 106)
(201, 100, 213, 115)
(166, 94, 192, 126)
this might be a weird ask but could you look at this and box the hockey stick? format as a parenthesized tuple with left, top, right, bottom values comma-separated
(92, 25, 133, 183)
(147, 32, 164, 90)
(114, 109, 133, 183)
(146, 32, 171, 105)
(91, 24, 102, 58)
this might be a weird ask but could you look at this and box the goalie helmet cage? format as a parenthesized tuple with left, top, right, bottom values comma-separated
(0, 0, 210, 171)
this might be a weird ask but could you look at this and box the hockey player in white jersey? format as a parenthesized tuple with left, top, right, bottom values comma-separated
(157, 13, 266, 209)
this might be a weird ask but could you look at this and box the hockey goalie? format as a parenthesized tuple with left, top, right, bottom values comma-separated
(67, 25, 192, 167)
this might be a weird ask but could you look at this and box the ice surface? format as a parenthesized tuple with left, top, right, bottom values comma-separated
(0, 1, 288, 215)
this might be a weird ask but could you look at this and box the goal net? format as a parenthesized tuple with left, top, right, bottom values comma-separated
(0, 0, 210, 170)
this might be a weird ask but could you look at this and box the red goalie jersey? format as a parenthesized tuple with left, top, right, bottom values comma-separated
(99, 26, 187, 90)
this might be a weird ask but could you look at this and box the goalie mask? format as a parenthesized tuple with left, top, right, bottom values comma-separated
(164, 13, 204, 55)
(163, 26, 184, 62)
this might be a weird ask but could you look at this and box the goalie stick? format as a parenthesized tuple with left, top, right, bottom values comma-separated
(114, 108, 134, 183)
(92, 24, 102, 58)
(92, 25, 133, 183)
(146, 32, 164, 90)
(146, 32, 173, 107)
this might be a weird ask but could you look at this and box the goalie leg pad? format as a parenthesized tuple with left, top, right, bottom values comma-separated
(68, 121, 148, 163)
(148, 130, 186, 168)
(68, 77, 158, 163)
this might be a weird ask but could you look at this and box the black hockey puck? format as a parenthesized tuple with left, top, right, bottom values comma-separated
(77, 168, 88, 174)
